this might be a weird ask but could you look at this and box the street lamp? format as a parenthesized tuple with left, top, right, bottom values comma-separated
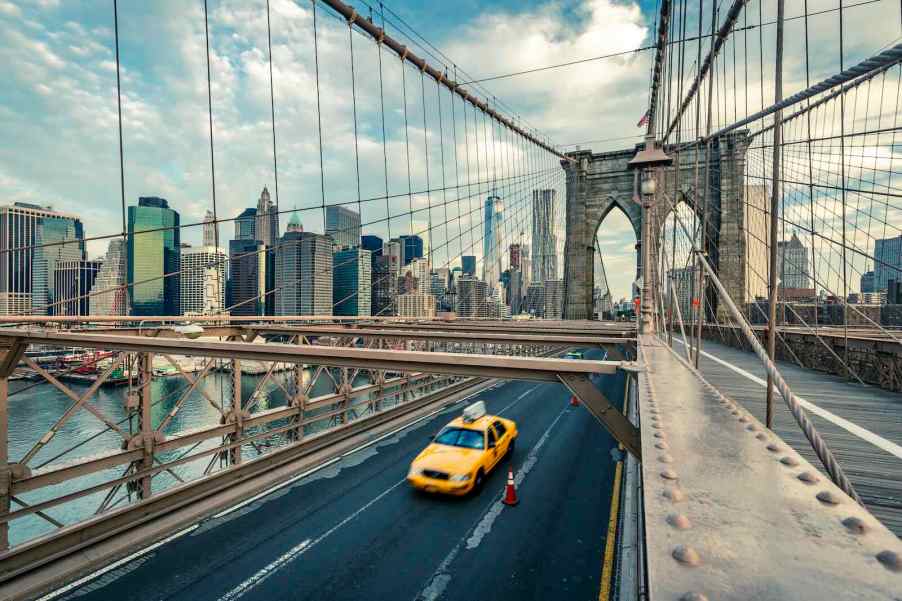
(628, 135, 672, 335)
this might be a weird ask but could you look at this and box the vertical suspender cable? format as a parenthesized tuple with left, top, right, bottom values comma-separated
(839, 0, 850, 377)
(312, 0, 327, 236)
(766, 0, 785, 429)
(113, 0, 127, 315)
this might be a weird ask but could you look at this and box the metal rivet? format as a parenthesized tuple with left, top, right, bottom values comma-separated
(658, 454, 674, 464)
(666, 513, 692, 529)
(661, 469, 679, 480)
(731, 410, 740, 416)
(739, 416, 749, 423)
(876, 550, 901, 572)
(766, 443, 781, 452)
(816, 490, 841, 505)
(841, 516, 867, 534)
(780, 456, 799, 467)
(663, 488, 686, 502)
(672, 544, 702, 566)
(797, 471, 819, 485)
(756, 432, 767, 440)
(654, 441, 668, 450)
(653, 432, 666, 439)
(680, 593, 709, 601)
(652, 423, 664, 430)
(745, 424, 757, 432)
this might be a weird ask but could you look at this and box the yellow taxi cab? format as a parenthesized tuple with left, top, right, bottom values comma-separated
(407, 401, 517, 495)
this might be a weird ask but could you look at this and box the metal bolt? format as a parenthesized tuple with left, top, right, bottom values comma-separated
(797, 471, 819, 485)
(652, 423, 665, 430)
(661, 469, 679, 480)
(766, 443, 781, 452)
(658, 454, 674, 464)
(731, 410, 740, 416)
(663, 488, 686, 502)
(755, 433, 767, 440)
(876, 550, 901, 572)
(672, 544, 702, 567)
(746, 424, 757, 432)
(653, 431, 666, 439)
(816, 490, 841, 505)
(654, 441, 668, 450)
(780, 456, 799, 467)
(667, 513, 692, 529)
(739, 416, 749, 423)
(841, 516, 867, 534)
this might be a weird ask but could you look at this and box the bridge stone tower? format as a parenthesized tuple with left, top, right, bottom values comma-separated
(561, 131, 753, 320)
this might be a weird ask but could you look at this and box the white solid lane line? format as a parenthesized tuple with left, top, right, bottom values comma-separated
(217, 480, 406, 601)
(675, 339, 902, 460)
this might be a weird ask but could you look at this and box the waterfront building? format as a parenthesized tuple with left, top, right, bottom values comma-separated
(127, 197, 180, 316)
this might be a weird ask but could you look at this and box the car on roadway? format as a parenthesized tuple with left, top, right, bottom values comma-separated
(564, 350, 585, 360)
(407, 401, 517, 496)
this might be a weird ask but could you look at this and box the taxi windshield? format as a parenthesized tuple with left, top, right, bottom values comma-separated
(433, 427, 485, 450)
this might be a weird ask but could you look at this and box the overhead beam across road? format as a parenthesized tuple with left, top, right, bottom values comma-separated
(0, 330, 624, 383)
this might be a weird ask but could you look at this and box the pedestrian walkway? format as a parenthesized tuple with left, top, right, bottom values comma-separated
(674, 337, 902, 536)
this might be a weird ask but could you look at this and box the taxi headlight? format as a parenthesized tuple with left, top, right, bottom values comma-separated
(408, 467, 424, 478)
(449, 473, 470, 482)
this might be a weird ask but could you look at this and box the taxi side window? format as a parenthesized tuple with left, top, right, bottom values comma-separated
(493, 420, 507, 438)
(487, 427, 497, 448)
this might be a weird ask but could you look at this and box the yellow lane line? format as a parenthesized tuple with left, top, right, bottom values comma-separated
(598, 458, 624, 601)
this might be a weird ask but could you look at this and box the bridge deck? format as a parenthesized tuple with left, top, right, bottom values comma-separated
(638, 336, 900, 600)
(681, 337, 902, 536)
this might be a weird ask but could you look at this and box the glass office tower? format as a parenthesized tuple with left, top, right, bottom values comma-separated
(127, 197, 180, 315)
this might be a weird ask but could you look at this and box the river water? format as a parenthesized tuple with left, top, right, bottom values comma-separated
(7, 366, 386, 547)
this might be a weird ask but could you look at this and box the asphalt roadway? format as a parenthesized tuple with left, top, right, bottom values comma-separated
(52, 349, 622, 601)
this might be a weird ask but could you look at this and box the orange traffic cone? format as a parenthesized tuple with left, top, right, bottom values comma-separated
(570, 395, 580, 406)
(502, 468, 519, 506)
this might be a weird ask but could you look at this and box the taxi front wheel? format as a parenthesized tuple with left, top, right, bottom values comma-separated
(472, 469, 485, 493)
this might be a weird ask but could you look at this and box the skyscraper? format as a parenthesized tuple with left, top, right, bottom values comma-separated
(361, 235, 383, 255)
(543, 279, 564, 319)
(531, 189, 557, 284)
(0, 203, 85, 315)
(874, 234, 902, 291)
(203, 210, 217, 247)
(669, 265, 699, 322)
(461, 255, 476, 276)
(861, 271, 875, 293)
(777, 231, 811, 289)
(275, 231, 332, 315)
(372, 253, 399, 316)
(229, 239, 265, 316)
(509, 244, 521, 270)
(33, 213, 86, 315)
(333, 248, 371, 316)
(483, 193, 503, 289)
(455, 276, 488, 318)
(92, 239, 127, 316)
(255, 187, 279, 247)
(398, 235, 423, 265)
(326, 205, 361, 250)
(398, 293, 436, 318)
(127, 197, 180, 316)
(235, 207, 257, 240)
(53, 259, 101, 316)
(181, 244, 226, 316)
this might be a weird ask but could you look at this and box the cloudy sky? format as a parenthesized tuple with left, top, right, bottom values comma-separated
(0, 0, 898, 302)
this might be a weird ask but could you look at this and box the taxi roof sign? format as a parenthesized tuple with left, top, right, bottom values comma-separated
(462, 400, 487, 423)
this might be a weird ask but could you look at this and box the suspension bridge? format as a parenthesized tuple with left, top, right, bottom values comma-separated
(0, 0, 901, 599)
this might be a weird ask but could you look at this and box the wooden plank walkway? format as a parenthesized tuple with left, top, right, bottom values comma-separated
(676, 338, 902, 537)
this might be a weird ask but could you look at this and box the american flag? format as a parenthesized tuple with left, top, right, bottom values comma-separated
(636, 110, 650, 128)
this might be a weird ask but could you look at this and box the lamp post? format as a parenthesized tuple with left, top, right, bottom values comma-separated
(628, 135, 672, 336)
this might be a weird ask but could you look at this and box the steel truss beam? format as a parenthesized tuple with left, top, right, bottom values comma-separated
(0, 330, 625, 382)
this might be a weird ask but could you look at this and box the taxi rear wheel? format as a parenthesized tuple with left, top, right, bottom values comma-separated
(506, 439, 515, 458)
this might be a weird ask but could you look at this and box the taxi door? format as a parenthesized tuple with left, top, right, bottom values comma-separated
(486, 426, 503, 472)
